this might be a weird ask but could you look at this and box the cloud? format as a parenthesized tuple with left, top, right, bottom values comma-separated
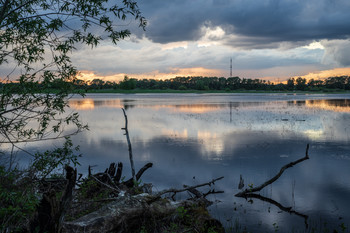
(321, 39, 350, 66)
(71, 36, 326, 80)
(138, 0, 350, 49)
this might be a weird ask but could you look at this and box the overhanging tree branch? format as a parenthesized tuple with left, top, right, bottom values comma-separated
(0, 0, 10, 25)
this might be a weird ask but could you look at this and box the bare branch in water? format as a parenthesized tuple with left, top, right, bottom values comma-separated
(235, 144, 310, 197)
(121, 108, 136, 181)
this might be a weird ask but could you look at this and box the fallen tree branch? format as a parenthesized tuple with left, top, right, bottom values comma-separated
(235, 144, 309, 197)
(63, 193, 225, 233)
(91, 174, 121, 193)
(154, 176, 224, 200)
(123, 163, 153, 187)
(136, 162, 153, 180)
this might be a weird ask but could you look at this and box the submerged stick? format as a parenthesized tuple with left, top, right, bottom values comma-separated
(121, 108, 136, 181)
(235, 144, 310, 197)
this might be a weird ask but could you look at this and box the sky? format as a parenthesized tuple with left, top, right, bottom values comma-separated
(4, 0, 350, 83)
(72, 0, 350, 82)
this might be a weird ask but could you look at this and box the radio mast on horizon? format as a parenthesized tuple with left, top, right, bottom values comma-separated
(230, 58, 232, 77)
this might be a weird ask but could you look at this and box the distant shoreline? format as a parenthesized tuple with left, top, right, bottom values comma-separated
(83, 88, 350, 94)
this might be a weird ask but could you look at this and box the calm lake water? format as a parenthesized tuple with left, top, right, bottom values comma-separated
(23, 93, 350, 232)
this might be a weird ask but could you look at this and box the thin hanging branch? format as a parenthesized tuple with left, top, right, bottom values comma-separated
(121, 108, 135, 180)
(235, 144, 310, 197)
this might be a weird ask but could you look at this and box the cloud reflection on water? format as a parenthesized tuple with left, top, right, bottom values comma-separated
(67, 94, 350, 232)
(69, 94, 350, 155)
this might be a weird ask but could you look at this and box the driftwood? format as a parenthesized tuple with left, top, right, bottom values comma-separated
(84, 162, 153, 195)
(235, 144, 310, 197)
(64, 110, 224, 233)
(65, 163, 224, 233)
(155, 176, 224, 197)
(135, 162, 153, 180)
(90, 174, 121, 193)
(121, 108, 136, 180)
(84, 162, 222, 203)
(150, 176, 224, 204)
(63, 193, 224, 233)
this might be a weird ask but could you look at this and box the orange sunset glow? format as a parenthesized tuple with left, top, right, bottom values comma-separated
(77, 67, 226, 83)
(75, 67, 350, 84)
(294, 67, 350, 81)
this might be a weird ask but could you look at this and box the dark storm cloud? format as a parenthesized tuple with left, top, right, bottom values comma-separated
(138, 0, 350, 48)
(137, 0, 207, 43)
(322, 39, 350, 66)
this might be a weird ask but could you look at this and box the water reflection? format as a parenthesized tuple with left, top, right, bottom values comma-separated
(65, 94, 350, 231)
(69, 99, 123, 110)
(286, 99, 350, 112)
(241, 193, 309, 229)
(70, 96, 350, 113)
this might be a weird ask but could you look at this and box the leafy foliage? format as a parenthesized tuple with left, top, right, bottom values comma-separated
(0, 166, 38, 232)
(0, 0, 146, 231)
(0, 0, 146, 147)
(31, 137, 81, 179)
(49, 75, 350, 92)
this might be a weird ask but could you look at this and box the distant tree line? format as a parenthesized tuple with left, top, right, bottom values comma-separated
(2, 75, 350, 92)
